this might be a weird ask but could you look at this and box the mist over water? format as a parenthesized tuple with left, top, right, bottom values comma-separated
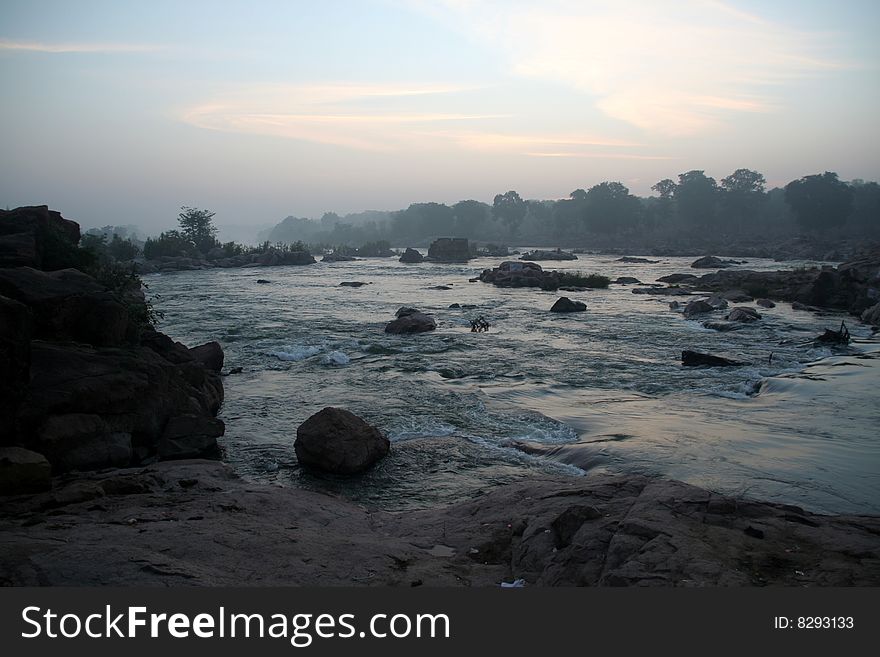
(147, 253, 880, 515)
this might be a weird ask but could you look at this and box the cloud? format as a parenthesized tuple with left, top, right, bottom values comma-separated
(0, 38, 162, 54)
(418, 0, 846, 136)
(180, 83, 507, 152)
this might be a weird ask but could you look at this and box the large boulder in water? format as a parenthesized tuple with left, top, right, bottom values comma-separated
(427, 238, 472, 262)
(294, 407, 389, 474)
(385, 311, 436, 334)
(0, 205, 81, 269)
(683, 299, 715, 318)
(189, 341, 224, 373)
(550, 297, 586, 313)
(691, 255, 742, 269)
(399, 248, 424, 263)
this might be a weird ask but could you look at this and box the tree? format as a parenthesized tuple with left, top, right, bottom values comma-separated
(720, 168, 767, 233)
(848, 180, 880, 236)
(784, 172, 854, 233)
(452, 200, 491, 237)
(177, 206, 218, 253)
(651, 179, 676, 200)
(674, 170, 718, 228)
(584, 181, 641, 234)
(492, 190, 527, 239)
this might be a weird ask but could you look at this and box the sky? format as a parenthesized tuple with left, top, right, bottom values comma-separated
(1, 0, 878, 235)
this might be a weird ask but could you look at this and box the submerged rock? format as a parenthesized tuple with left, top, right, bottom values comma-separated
(613, 276, 642, 285)
(682, 350, 743, 367)
(757, 298, 776, 308)
(616, 256, 659, 263)
(339, 281, 369, 287)
(691, 255, 743, 269)
(520, 249, 577, 261)
(550, 297, 586, 313)
(683, 299, 715, 318)
(294, 407, 389, 474)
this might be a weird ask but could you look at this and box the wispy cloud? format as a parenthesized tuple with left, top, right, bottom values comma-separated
(415, 0, 848, 136)
(181, 83, 511, 151)
(0, 38, 163, 53)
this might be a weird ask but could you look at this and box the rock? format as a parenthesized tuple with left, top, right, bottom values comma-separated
(0, 205, 81, 270)
(294, 407, 389, 474)
(613, 277, 642, 285)
(448, 303, 461, 309)
(726, 307, 761, 322)
(721, 289, 753, 303)
(158, 414, 224, 460)
(682, 350, 743, 367)
(631, 286, 693, 296)
(683, 299, 715, 318)
(475, 244, 509, 257)
(0, 267, 131, 346)
(399, 248, 424, 263)
(792, 301, 810, 310)
(756, 298, 776, 308)
(189, 341, 224, 373)
(702, 321, 742, 332)
(520, 249, 577, 261)
(705, 295, 729, 310)
(226, 367, 243, 375)
(616, 256, 659, 263)
(256, 279, 271, 284)
(657, 273, 697, 284)
(339, 281, 369, 287)
(861, 302, 880, 326)
(427, 238, 472, 262)
(428, 285, 452, 290)
(37, 413, 132, 473)
(0, 447, 51, 494)
(550, 297, 586, 313)
(691, 255, 742, 269)
(322, 252, 357, 262)
(395, 307, 421, 318)
(0, 295, 32, 441)
(385, 312, 437, 334)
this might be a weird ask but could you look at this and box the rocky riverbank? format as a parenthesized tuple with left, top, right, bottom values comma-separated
(0, 206, 226, 488)
(1, 459, 878, 586)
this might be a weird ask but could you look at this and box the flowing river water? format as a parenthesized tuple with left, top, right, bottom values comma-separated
(146, 252, 880, 515)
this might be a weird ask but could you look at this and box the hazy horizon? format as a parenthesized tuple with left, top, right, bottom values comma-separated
(2, 0, 879, 233)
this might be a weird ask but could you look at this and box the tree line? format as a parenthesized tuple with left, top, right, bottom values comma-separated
(264, 169, 879, 248)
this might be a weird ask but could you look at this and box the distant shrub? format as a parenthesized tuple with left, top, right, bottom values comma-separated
(143, 230, 194, 259)
(357, 240, 393, 257)
(558, 272, 611, 288)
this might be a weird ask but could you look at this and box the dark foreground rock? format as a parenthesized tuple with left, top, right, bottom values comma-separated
(550, 297, 586, 313)
(1, 461, 876, 586)
(0, 206, 225, 475)
(682, 350, 743, 367)
(294, 407, 389, 474)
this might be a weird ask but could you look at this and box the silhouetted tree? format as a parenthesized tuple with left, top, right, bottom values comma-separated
(848, 180, 880, 236)
(674, 170, 718, 228)
(178, 206, 218, 252)
(720, 168, 767, 232)
(584, 181, 641, 233)
(784, 172, 854, 233)
(452, 200, 490, 237)
(492, 190, 527, 239)
(651, 179, 676, 200)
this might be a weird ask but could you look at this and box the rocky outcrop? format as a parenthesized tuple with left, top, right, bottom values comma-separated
(294, 407, 389, 474)
(520, 249, 577, 261)
(658, 273, 698, 284)
(613, 277, 641, 285)
(399, 248, 424, 263)
(385, 309, 437, 334)
(427, 238, 472, 262)
(862, 302, 880, 326)
(1, 462, 877, 586)
(0, 207, 225, 481)
(321, 252, 357, 262)
(0, 205, 81, 270)
(682, 350, 743, 367)
(691, 255, 743, 269)
(550, 297, 586, 313)
(616, 256, 659, 263)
